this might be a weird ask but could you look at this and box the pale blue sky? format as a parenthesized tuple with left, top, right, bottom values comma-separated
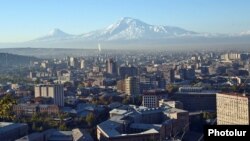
(0, 0, 250, 42)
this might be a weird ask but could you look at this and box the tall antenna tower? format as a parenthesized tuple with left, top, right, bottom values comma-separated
(5, 53, 8, 66)
(98, 43, 102, 52)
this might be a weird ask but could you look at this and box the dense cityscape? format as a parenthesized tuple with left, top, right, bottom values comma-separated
(0, 48, 250, 141)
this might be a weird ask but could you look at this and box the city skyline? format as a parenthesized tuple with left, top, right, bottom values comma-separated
(0, 0, 250, 42)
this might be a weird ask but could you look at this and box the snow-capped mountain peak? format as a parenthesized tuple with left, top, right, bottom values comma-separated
(47, 28, 71, 37)
(80, 17, 197, 40)
(30, 28, 74, 42)
(30, 17, 250, 43)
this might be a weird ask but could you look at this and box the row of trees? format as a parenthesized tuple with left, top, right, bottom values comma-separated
(0, 94, 17, 121)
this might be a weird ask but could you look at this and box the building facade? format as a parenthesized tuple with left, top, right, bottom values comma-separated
(142, 90, 168, 108)
(106, 58, 117, 75)
(35, 84, 64, 107)
(125, 77, 140, 96)
(172, 88, 216, 111)
(13, 104, 59, 116)
(142, 94, 159, 108)
(216, 93, 250, 125)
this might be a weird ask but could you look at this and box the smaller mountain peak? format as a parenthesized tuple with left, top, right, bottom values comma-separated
(48, 28, 67, 36)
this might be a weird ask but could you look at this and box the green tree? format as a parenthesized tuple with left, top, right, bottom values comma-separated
(59, 123, 68, 131)
(231, 85, 238, 92)
(86, 112, 95, 126)
(58, 113, 68, 124)
(0, 94, 17, 121)
(122, 97, 130, 104)
(34, 78, 40, 84)
(77, 83, 84, 88)
(32, 122, 37, 131)
(166, 84, 178, 94)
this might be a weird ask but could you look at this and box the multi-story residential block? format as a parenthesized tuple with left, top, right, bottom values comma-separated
(216, 93, 250, 125)
(142, 89, 168, 108)
(13, 104, 59, 116)
(125, 76, 140, 96)
(35, 84, 64, 107)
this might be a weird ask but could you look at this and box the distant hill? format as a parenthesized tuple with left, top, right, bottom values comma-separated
(0, 53, 38, 66)
(0, 48, 99, 58)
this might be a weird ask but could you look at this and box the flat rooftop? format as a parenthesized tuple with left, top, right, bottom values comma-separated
(130, 123, 161, 131)
(48, 131, 73, 141)
(217, 92, 250, 98)
(176, 91, 217, 95)
(110, 109, 128, 115)
(16, 133, 43, 141)
(0, 122, 27, 134)
(97, 120, 121, 137)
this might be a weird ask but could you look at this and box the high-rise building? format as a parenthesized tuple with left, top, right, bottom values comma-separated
(216, 93, 250, 125)
(179, 68, 187, 80)
(169, 69, 175, 83)
(106, 58, 117, 75)
(125, 77, 139, 96)
(119, 65, 138, 79)
(186, 68, 195, 80)
(69, 57, 77, 67)
(80, 59, 85, 69)
(35, 84, 64, 107)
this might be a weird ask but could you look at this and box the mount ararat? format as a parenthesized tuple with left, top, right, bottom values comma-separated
(1, 17, 250, 49)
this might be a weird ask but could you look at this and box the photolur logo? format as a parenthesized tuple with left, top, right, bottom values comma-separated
(208, 129, 247, 137)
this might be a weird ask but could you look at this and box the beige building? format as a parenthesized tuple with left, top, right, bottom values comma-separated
(116, 80, 125, 92)
(216, 93, 250, 125)
(35, 84, 64, 107)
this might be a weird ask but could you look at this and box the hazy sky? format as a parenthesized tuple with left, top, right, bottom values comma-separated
(0, 0, 250, 42)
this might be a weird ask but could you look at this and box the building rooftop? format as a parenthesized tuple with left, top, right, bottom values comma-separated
(130, 123, 162, 131)
(48, 131, 73, 141)
(0, 122, 13, 128)
(166, 108, 187, 114)
(121, 128, 159, 136)
(216, 92, 250, 98)
(136, 107, 163, 114)
(0, 122, 27, 134)
(16, 132, 43, 141)
(110, 109, 128, 115)
(176, 91, 217, 95)
(97, 120, 121, 137)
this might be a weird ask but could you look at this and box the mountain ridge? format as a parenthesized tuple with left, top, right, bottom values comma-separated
(30, 17, 210, 42)
(1, 17, 250, 49)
